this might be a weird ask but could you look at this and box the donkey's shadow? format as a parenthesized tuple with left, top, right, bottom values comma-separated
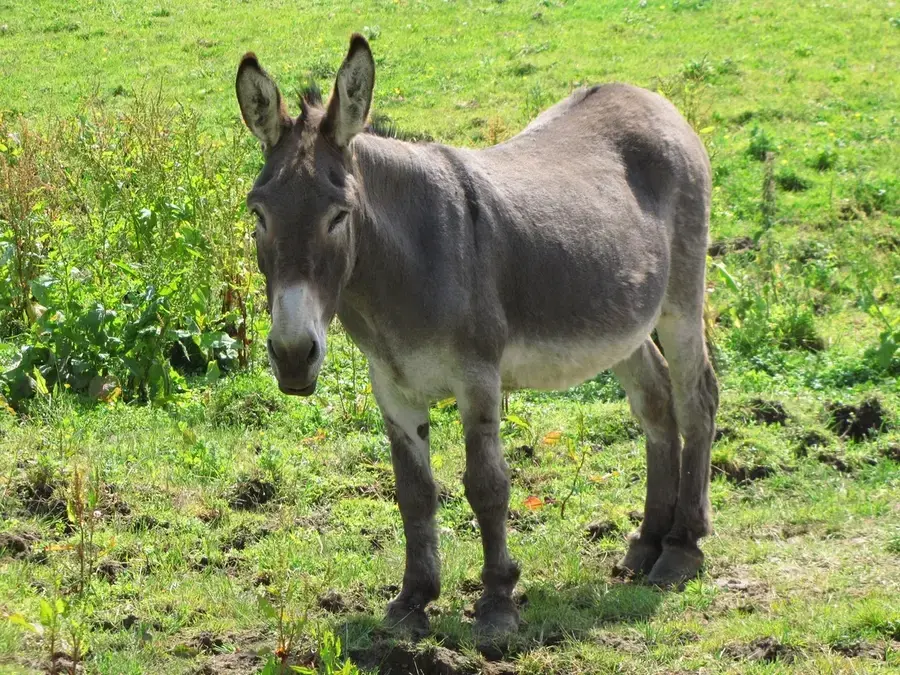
(339, 579, 666, 668)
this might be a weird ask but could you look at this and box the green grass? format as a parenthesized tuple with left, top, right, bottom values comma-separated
(1, 0, 899, 673)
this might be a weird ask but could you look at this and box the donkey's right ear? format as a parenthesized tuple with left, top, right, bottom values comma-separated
(236, 53, 291, 153)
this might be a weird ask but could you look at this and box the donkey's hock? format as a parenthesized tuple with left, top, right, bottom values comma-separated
(235, 33, 718, 641)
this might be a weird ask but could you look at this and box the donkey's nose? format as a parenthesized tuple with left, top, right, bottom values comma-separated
(268, 333, 319, 367)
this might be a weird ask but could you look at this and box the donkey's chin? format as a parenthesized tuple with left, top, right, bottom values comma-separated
(277, 378, 318, 397)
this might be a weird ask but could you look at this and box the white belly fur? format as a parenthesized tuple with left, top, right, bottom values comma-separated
(500, 328, 649, 390)
(375, 325, 651, 400)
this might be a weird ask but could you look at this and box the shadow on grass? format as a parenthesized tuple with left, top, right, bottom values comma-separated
(337, 580, 665, 670)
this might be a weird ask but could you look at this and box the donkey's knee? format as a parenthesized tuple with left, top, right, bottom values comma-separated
(463, 450, 510, 526)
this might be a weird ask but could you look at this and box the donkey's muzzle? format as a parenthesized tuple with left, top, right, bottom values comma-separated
(267, 333, 322, 396)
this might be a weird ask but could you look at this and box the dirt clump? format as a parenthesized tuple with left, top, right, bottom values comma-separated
(594, 633, 645, 653)
(0, 529, 39, 558)
(352, 642, 478, 675)
(724, 637, 796, 663)
(511, 445, 536, 462)
(749, 399, 788, 426)
(880, 445, 900, 462)
(193, 652, 263, 675)
(711, 459, 775, 484)
(830, 639, 885, 659)
(227, 476, 277, 509)
(817, 452, 852, 473)
(193, 631, 226, 654)
(795, 430, 829, 457)
(17, 474, 67, 522)
(317, 589, 349, 614)
(708, 236, 756, 257)
(713, 426, 735, 443)
(222, 524, 271, 552)
(585, 520, 622, 542)
(827, 398, 889, 441)
(95, 558, 126, 583)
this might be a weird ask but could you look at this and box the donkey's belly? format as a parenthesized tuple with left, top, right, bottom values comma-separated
(500, 326, 649, 391)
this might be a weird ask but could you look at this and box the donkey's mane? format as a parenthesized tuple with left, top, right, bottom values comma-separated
(296, 82, 430, 143)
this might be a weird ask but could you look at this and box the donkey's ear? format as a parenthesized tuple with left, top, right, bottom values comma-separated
(236, 53, 290, 153)
(323, 34, 375, 149)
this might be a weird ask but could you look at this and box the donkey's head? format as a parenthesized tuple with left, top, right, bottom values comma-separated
(236, 35, 375, 395)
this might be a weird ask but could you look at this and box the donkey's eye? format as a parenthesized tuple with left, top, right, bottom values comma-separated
(329, 210, 349, 233)
(252, 208, 266, 232)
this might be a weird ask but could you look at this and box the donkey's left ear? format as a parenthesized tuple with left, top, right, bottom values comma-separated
(323, 34, 375, 149)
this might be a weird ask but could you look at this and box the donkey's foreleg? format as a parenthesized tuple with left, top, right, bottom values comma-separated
(458, 374, 520, 639)
(371, 371, 439, 637)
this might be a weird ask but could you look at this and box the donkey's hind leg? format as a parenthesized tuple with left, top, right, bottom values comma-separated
(611, 338, 682, 578)
(650, 307, 718, 587)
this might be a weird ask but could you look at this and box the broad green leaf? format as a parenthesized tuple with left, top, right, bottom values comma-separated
(713, 262, 740, 292)
(8, 614, 42, 635)
(32, 367, 48, 396)
(504, 414, 532, 432)
(205, 360, 221, 384)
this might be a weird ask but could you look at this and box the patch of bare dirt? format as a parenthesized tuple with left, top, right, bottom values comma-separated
(830, 639, 886, 659)
(749, 398, 788, 426)
(192, 631, 226, 654)
(508, 508, 543, 533)
(458, 578, 483, 595)
(95, 558, 126, 583)
(711, 459, 775, 484)
(17, 473, 67, 522)
(351, 642, 479, 675)
(795, 430, 829, 457)
(222, 524, 272, 552)
(0, 529, 39, 558)
(723, 637, 796, 663)
(594, 633, 645, 653)
(193, 652, 263, 675)
(817, 451, 852, 473)
(585, 520, 622, 542)
(191, 630, 272, 674)
(828, 398, 889, 441)
(317, 589, 367, 614)
(708, 236, 757, 257)
(713, 425, 735, 443)
(227, 476, 277, 509)
(510, 445, 536, 463)
(881, 445, 900, 462)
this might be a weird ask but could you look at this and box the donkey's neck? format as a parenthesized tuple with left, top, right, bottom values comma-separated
(337, 132, 484, 354)
(343, 133, 460, 302)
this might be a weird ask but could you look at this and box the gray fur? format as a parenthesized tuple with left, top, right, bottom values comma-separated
(236, 35, 718, 639)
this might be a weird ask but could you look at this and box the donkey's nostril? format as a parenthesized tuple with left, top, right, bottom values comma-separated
(306, 339, 320, 365)
(267, 338, 280, 360)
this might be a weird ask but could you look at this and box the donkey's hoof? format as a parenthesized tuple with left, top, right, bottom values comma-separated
(612, 534, 662, 578)
(647, 541, 704, 588)
(385, 599, 430, 639)
(474, 594, 520, 644)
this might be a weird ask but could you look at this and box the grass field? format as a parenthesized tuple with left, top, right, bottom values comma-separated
(1, 1, 899, 673)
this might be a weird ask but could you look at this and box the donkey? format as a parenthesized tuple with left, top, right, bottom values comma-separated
(235, 34, 718, 639)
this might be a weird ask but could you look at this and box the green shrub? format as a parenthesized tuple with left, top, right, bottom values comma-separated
(746, 126, 774, 161)
(809, 146, 837, 171)
(210, 372, 283, 428)
(775, 168, 811, 192)
(0, 99, 267, 404)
